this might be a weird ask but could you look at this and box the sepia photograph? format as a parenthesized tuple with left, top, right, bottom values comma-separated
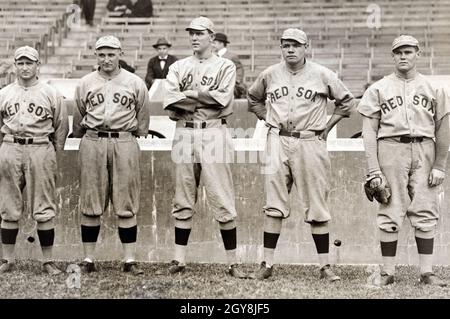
(1, 0, 450, 312)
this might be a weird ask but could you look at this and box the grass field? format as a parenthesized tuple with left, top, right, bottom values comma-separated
(1, 260, 450, 299)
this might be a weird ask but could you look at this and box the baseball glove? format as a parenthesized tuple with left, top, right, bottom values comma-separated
(364, 173, 391, 204)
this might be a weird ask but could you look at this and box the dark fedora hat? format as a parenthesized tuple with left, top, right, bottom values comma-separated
(214, 33, 230, 44)
(153, 37, 172, 48)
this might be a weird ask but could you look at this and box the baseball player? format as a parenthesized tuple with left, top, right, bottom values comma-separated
(73, 35, 150, 275)
(358, 35, 450, 287)
(0, 46, 69, 275)
(247, 28, 355, 281)
(163, 16, 246, 278)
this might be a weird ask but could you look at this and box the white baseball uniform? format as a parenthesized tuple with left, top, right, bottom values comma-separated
(73, 68, 150, 218)
(358, 72, 450, 232)
(248, 61, 355, 221)
(164, 54, 237, 222)
(0, 80, 68, 222)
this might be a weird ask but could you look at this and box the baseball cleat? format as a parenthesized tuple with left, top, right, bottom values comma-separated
(250, 261, 273, 280)
(123, 261, 144, 275)
(79, 260, 97, 273)
(419, 273, 447, 287)
(227, 264, 248, 279)
(379, 271, 395, 286)
(320, 264, 341, 282)
(42, 261, 62, 275)
(168, 260, 186, 274)
(0, 260, 15, 274)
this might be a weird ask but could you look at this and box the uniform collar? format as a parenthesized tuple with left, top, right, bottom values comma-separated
(97, 67, 122, 80)
(16, 78, 40, 88)
(394, 69, 418, 82)
(284, 58, 307, 74)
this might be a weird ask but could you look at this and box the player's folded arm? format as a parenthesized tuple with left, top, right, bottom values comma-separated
(164, 98, 197, 113)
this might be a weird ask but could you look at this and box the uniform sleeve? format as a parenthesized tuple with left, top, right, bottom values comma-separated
(52, 94, 69, 151)
(327, 73, 355, 117)
(247, 71, 267, 120)
(357, 85, 381, 119)
(72, 83, 87, 138)
(362, 116, 381, 174)
(434, 87, 450, 122)
(134, 79, 150, 137)
(163, 62, 188, 108)
(433, 114, 450, 172)
(204, 60, 236, 108)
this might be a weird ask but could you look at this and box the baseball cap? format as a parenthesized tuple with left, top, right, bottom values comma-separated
(186, 16, 215, 33)
(392, 35, 420, 51)
(95, 35, 122, 50)
(281, 28, 308, 44)
(14, 46, 39, 61)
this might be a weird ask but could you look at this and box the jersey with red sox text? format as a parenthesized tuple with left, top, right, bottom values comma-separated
(163, 54, 236, 120)
(0, 80, 68, 150)
(247, 61, 354, 131)
(73, 69, 150, 137)
(358, 72, 450, 139)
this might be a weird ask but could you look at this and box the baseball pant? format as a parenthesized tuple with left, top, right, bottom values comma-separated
(171, 120, 237, 223)
(78, 131, 141, 218)
(377, 138, 440, 232)
(0, 137, 56, 223)
(263, 128, 331, 222)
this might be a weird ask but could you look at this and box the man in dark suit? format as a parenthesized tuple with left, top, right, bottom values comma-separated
(212, 32, 247, 98)
(144, 38, 177, 89)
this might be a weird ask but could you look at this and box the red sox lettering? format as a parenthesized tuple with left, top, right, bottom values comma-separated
(379, 94, 436, 115)
(1, 102, 52, 120)
(267, 86, 320, 103)
(82, 91, 136, 111)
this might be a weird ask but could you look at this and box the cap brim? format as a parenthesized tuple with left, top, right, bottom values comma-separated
(186, 26, 208, 31)
(95, 45, 121, 50)
(281, 37, 307, 44)
(392, 43, 419, 51)
(153, 44, 171, 48)
(15, 54, 38, 61)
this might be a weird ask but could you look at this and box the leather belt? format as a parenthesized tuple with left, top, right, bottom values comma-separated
(13, 137, 34, 145)
(279, 129, 321, 139)
(399, 136, 424, 143)
(380, 136, 424, 143)
(184, 119, 227, 129)
(97, 131, 120, 138)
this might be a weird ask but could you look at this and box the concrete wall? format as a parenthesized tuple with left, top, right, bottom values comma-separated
(7, 148, 450, 266)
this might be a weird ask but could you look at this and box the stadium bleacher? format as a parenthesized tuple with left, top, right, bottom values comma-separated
(1, 0, 450, 97)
